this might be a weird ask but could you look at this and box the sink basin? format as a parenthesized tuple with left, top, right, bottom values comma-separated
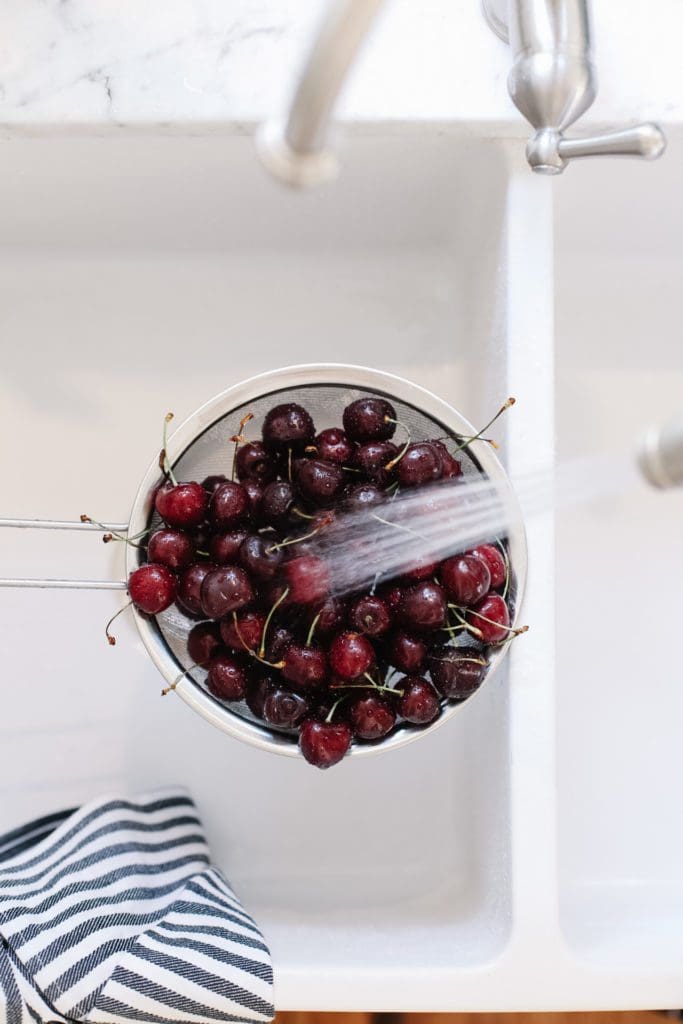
(0, 128, 551, 1009)
(556, 141, 683, 984)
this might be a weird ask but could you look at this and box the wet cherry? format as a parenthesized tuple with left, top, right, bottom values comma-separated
(262, 403, 315, 449)
(187, 621, 222, 666)
(177, 562, 218, 617)
(209, 481, 249, 528)
(398, 676, 440, 724)
(299, 719, 352, 769)
(200, 566, 254, 619)
(128, 564, 177, 614)
(328, 630, 374, 680)
(348, 594, 391, 637)
(155, 481, 207, 530)
(343, 397, 396, 442)
(427, 645, 488, 699)
(206, 652, 248, 701)
(439, 553, 491, 606)
(147, 528, 195, 571)
(349, 695, 396, 741)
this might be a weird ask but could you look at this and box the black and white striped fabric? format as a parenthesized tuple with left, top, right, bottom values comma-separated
(0, 789, 274, 1024)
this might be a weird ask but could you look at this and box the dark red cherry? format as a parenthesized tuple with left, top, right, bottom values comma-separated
(128, 564, 177, 614)
(328, 630, 374, 680)
(378, 584, 403, 616)
(235, 441, 276, 483)
(427, 645, 488, 699)
(402, 561, 439, 583)
(314, 428, 353, 465)
(387, 630, 427, 673)
(348, 594, 391, 637)
(397, 443, 443, 487)
(200, 566, 254, 618)
(352, 440, 399, 485)
(155, 481, 208, 529)
(264, 626, 295, 663)
(206, 652, 247, 701)
(281, 643, 327, 690)
(294, 458, 344, 506)
(219, 609, 266, 653)
(187, 621, 222, 666)
(343, 397, 396, 442)
(467, 593, 510, 644)
(299, 719, 352, 769)
(344, 482, 385, 512)
(147, 528, 195, 571)
(262, 403, 315, 450)
(283, 555, 330, 605)
(239, 534, 283, 581)
(177, 562, 218, 616)
(264, 688, 311, 729)
(439, 553, 491, 606)
(209, 481, 249, 528)
(245, 674, 277, 719)
(399, 581, 447, 631)
(209, 528, 249, 565)
(202, 474, 229, 494)
(261, 480, 295, 524)
(349, 695, 396, 741)
(470, 544, 507, 589)
(431, 440, 462, 479)
(242, 479, 264, 519)
(398, 676, 440, 724)
(309, 597, 346, 636)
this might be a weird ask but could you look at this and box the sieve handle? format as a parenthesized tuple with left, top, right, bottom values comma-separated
(0, 517, 129, 589)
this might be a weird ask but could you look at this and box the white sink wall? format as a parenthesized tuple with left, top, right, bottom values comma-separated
(0, 134, 555, 1005)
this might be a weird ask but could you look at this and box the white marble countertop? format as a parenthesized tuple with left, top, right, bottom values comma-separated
(1, 0, 681, 131)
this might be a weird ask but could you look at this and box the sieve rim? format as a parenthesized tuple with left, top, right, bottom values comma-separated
(126, 364, 528, 760)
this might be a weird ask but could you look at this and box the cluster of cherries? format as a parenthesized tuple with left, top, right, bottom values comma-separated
(124, 396, 519, 769)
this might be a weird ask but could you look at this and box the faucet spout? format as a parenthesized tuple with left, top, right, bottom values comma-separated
(257, 0, 385, 187)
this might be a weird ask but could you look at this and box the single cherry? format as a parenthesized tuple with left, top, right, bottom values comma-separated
(387, 630, 427, 673)
(261, 480, 295, 524)
(200, 566, 254, 619)
(209, 528, 249, 565)
(128, 564, 177, 614)
(471, 544, 507, 589)
(264, 688, 311, 729)
(328, 630, 374, 680)
(344, 482, 385, 512)
(147, 528, 195, 571)
(402, 561, 439, 583)
(398, 676, 441, 724)
(220, 609, 266, 653)
(349, 695, 396, 741)
(308, 597, 346, 637)
(281, 643, 327, 690)
(314, 428, 353, 465)
(343, 397, 396, 442)
(431, 440, 462, 479)
(284, 555, 330, 605)
(467, 593, 510, 644)
(378, 584, 403, 615)
(399, 581, 447, 632)
(295, 458, 345, 506)
(177, 562, 217, 616)
(187, 621, 222, 666)
(209, 481, 249, 528)
(439, 553, 491, 606)
(235, 441, 276, 483)
(239, 534, 283, 581)
(299, 719, 352, 769)
(397, 443, 443, 487)
(206, 652, 248, 701)
(202, 474, 229, 494)
(352, 441, 399, 485)
(155, 481, 207, 529)
(245, 674, 277, 719)
(427, 644, 488, 699)
(262, 403, 315, 450)
(242, 479, 264, 519)
(264, 625, 295, 663)
(348, 594, 391, 637)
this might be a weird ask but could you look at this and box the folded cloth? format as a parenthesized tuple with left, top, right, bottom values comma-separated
(0, 789, 274, 1024)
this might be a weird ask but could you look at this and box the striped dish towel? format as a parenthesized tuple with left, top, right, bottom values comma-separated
(0, 788, 274, 1024)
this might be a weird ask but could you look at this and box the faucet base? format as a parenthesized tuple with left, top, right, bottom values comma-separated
(257, 121, 339, 189)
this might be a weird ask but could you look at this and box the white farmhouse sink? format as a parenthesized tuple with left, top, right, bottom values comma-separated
(6, 127, 681, 1011)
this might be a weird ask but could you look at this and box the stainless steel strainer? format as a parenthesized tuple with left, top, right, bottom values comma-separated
(124, 364, 528, 758)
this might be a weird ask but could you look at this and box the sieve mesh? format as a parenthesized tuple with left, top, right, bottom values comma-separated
(142, 379, 518, 749)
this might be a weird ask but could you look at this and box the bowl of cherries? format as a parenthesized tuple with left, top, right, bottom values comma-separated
(125, 365, 527, 769)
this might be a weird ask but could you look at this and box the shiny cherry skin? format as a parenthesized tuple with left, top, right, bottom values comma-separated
(206, 652, 248, 701)
(245, 674, 277, 719)
(200, 566, 254, 619)
(187, 621, 222, 666)
(314, 428, 353, 465)
(219, 609, 266, 653)
(128, 563, 177, 614)
(202, 474, 229, 494)
(398, 676, 440, 724)
(261, 480, 295, 524)
(242, 479, 264, 519)
(397, 443, 443, 487)
(328, 630, 374, 680)
(236, 441, 276, 483)
(344, 482, 385, 512)
(431, 440, 462, 479)
(177, 562, 217, 616)
(147, 528, 195, 571)
(470, 544, 507, 589)
(209, 481, 249, 528)
(387, 630, 427, 673)
(262, 403, 315, 450)
(283, 555, 330, 605)
(281, 643, 327, 690)
(308, 597, 346, 637)
(343, 397, 396, 442)
(299, 719, 352, 769)
(427, 644, 488, 699)
(467, 593, 510, 644)
(295, 458, 345, 506)
(352, 441, 399, 485)
(239, 534, 283, 581)
(264, 688, 311, 729)
(155, 480, 207, 529)
(399, 581, 447, 632)
(349, 695, 396, 741)
(209, 528, 249, 565)
(439, 553, 491, 606)
(348, 594, 391, 637)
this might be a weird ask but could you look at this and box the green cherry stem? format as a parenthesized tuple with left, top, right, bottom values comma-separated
(451, 397, 515, 456)
(105, 600, 132, 646)
(161, 412, 178, 486)
(258, 586, 289, 659)
(230, 412, 255, 481)
(306, 611, 321, 647)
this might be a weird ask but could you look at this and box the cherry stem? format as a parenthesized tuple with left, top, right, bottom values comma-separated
(450, 602, 528, 637)
(258, 586, 289, 659)
(430, 654, 488, 666)
(266, 516, 332, 554)
(161, 413, 178, 486)
(161, 658, 210, 696)
(447, 604, 483, 640)
(80, 515, 141, 547)
(105, 600, 132, 646)
(331, 680, 404, 697)
(292, 506, 315, 520)
(306, 611, 321, 648)
(230, 412, 254, 481)
(288, 446, 293, 483)
(370, 512, 426, 541)
(451, 397, 515, 456)
(326, 696, 346, 723)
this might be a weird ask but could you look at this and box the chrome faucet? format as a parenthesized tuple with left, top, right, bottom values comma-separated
(257, 0, 665, 185)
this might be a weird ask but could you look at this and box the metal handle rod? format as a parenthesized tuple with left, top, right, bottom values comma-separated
(0, 578, 128, 590)
(0, 518, 128, 532)
(558, 123, 666, 161)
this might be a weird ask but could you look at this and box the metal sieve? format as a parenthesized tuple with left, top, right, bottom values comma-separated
(125, 364, 528, 759)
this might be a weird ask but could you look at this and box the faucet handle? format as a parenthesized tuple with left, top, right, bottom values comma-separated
(527, 123, 666, 175)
